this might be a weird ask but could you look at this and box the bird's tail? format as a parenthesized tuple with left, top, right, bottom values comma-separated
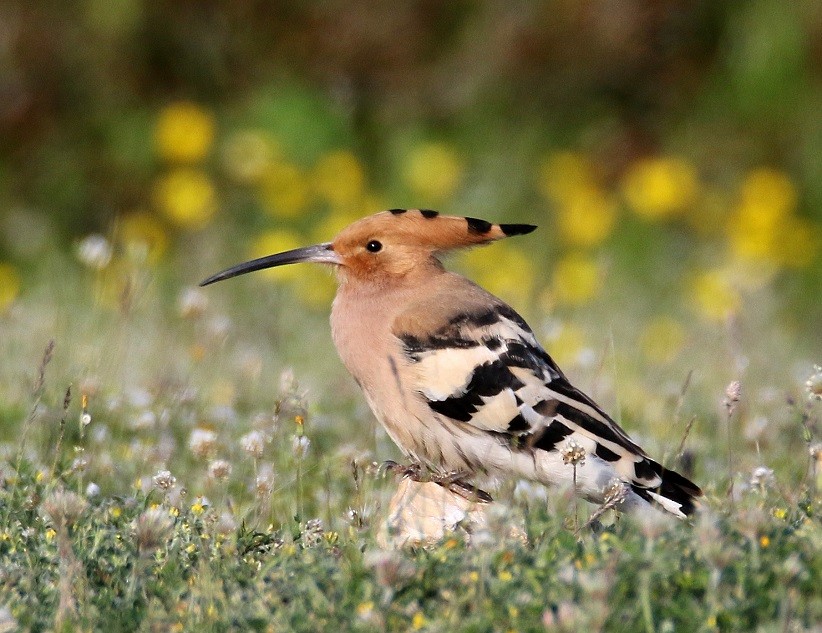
(631, 461, 702, 518)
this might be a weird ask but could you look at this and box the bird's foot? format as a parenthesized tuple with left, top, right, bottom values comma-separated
(379, 460, 425, 481)
(432, 473, 493, 504)
(380, 461, 492, 504)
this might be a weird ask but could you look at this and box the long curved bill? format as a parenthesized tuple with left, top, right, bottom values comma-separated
(199, 242, 340, 287)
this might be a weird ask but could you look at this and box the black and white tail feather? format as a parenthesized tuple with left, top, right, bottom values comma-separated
(399, 289, 702, 519)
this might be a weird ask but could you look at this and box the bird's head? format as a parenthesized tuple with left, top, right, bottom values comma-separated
(200, 209, 536, 287)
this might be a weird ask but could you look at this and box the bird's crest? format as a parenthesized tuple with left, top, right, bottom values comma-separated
(335, 209, 536, 253)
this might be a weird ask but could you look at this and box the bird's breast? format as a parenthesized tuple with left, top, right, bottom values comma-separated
(330, 284, 420, 443)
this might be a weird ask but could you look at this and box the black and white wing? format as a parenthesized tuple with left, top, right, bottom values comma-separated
(398, 303, 701, 517)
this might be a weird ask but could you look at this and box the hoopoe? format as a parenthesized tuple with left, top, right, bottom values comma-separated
(201, 209, 702, 518)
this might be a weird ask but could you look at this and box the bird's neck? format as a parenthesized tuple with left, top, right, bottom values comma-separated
(329, 265, 444, 383)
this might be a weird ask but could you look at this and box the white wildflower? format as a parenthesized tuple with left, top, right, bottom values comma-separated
(134, 507, 174, 553)
(41, 489, 87, 529)
(208, 459, 233, 481)
(76, 234, 112, 269)
(178, 287, 208, 319)
(152, 469, 176, 491)
(240, 430, 266, 459)
(188, 428, 217, 459)
(292, 435, 310, 458)
(749, 466, 774, 491)
(560, 439, 586, 466)
(806, 365, 822, 400)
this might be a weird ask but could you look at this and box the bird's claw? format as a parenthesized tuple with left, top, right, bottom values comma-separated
(379, 461, 492, 504)
(437, 477, 493, 504)
(379, 460, 424, 480)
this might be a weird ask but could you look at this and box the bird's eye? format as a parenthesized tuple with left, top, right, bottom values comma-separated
(366, 240, 382, 253)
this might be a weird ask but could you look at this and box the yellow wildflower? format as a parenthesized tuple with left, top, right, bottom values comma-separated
(724, 168, 818, 268)
(411, 612, 426, 630)
(739, 168, 796, 219)
(536, 151, 597, 204)
(773, 216, 819, 269)
(155, 102, 215, 163)
(640, 316, 686, 364)
(622, 156, 698, 219)
(0, 263, 21, 313)
(356, 601, 374, 618)
(222, 130, 276, 184)
(45, 528, 57, 542)
(551, 253, 601, 306)
(118, 211, 169, 264)
(258, 161, 311, 218)
(403, 142, 463, 202)
(154, 168, 217, 229)
(544, 323, 588, 367)
(312, 150, 366, 208)
(498, 569, 513, 582)
(690, 270, 740, 322)
(555, 187, 618, 247)
(460, 245, 535, 307)
(294, 265, 337, 310)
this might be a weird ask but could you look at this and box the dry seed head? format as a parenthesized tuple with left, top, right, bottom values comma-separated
(560, 439, 586, 466)
(806, 365, 822, 401)
(216, 512, 237, 535)
(178, 287, 209, 319)
(301, 518, 325, 547)
(240, 430, 266, 459)
(279, 368, 297, 394)
(749, 466, 774, 490)
(292, 435, 310, 458)
(188, 428, 217, 459)
(134, 507, 174, 553)
(42, 489, 87, 529)
(208, 459, 233, 481)
(70, 455, 88, 473)
(255, 464, 275, 496)
(603, 477, 628, 505)
(0, 605, 17, 633)
(723, 380, 742, 415)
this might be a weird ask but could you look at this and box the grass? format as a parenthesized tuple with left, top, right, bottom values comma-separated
(0, 252, 820, 632)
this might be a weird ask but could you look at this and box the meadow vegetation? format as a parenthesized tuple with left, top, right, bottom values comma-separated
(1, 2, 821, 630)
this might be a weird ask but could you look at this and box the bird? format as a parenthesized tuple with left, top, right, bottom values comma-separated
(201, 208, 701, 518)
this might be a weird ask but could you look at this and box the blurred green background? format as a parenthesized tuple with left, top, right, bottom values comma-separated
(1, 0, 820, 372)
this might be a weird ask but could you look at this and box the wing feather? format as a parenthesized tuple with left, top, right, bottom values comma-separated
(397, 304, 662, 488)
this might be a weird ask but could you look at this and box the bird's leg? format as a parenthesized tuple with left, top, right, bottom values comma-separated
(379, 460, 425, 481)
(430, 471, 494, 504)
(380, 461, 493, 503)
